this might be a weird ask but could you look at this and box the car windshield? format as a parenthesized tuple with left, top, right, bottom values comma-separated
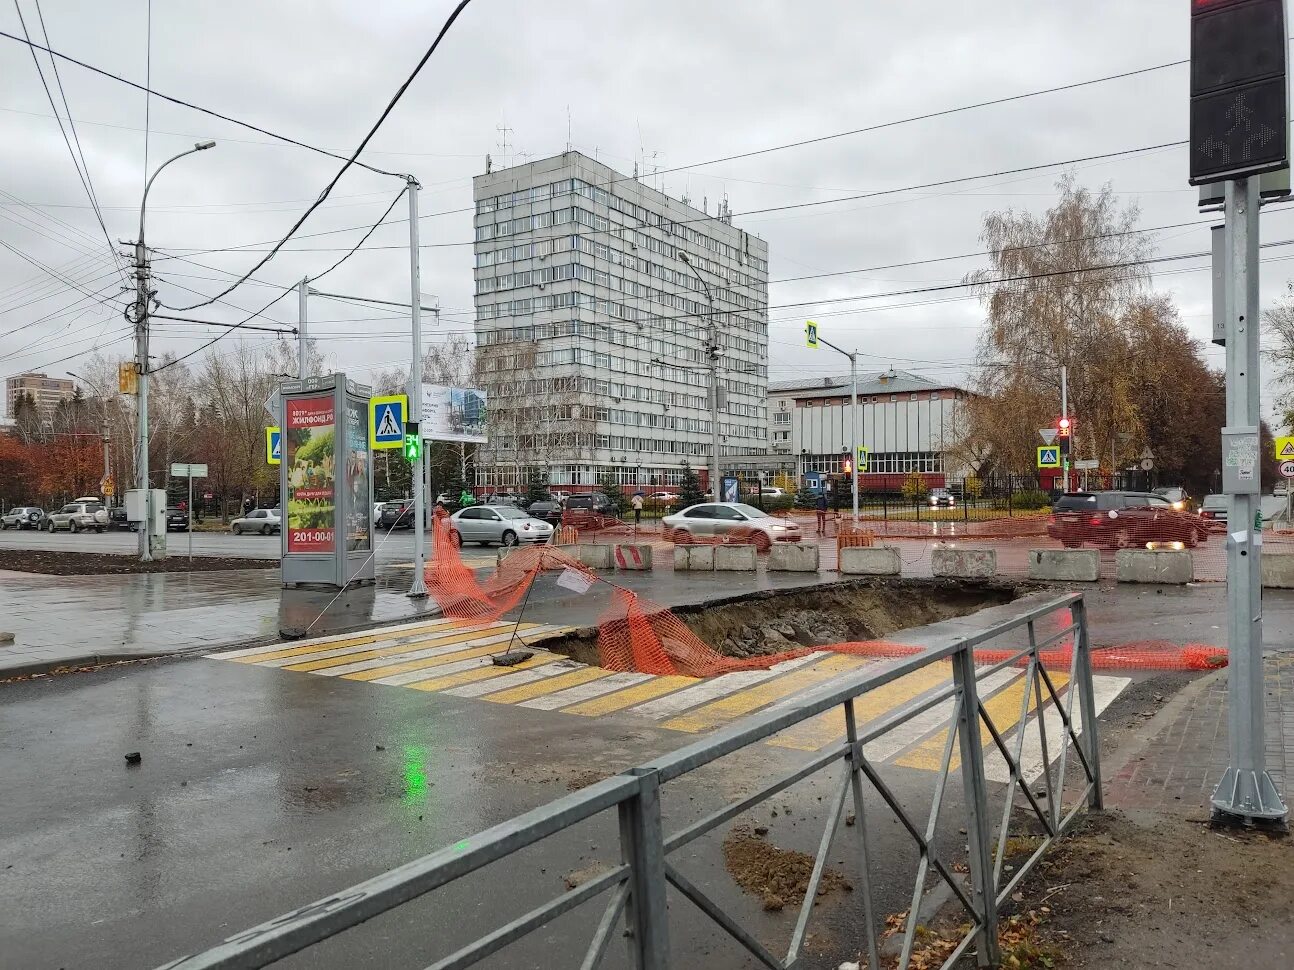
(1053, 494, 1096, 512)
(1202, 495, 1227, 508)
(729, 503, 766, 519)
(495, 507, 529, 520)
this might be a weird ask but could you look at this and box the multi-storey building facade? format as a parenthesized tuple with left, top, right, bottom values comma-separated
(471, 151, 769, 490)
(769, 369, 971, 488)
(5, 371, 74, 418)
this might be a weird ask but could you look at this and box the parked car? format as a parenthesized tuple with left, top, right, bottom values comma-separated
(108, 507, 132, 530)
(1153, 486, 1191, 511)
(563, 493, 616, 514)
(377, 499, 414, 530)
(231, 508, 281, 535)
(661, 502, 802, 550)
(484, 491, 523, 507)
(551, 491, 571, 503)
(759, 486, 785, 498)
(372, 502, 385, 525)
(45, 501, 108, 533)
(526, 500, 564, 527)
(1199, 493, 1228, 525)
(447, 505, 554, 547)
(165, 507, 191, 532)
(1047, 491, 1208, 549)
(0, 506, 45, 530)
(927, 487, 956, 508)
(648, 491, 677, 503)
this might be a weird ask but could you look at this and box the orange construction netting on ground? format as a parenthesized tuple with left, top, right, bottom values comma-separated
(424, 512, 1227, 677)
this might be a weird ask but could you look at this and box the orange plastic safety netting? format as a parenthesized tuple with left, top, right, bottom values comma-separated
(423, 513, 1228, 676)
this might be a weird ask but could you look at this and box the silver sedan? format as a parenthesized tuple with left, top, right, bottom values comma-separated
(661, 502, 802, 549)
(449, 505, 554, 547)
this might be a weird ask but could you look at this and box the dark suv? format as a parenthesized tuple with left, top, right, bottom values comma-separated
(1048, 491, 1208, 549)
(563, 493, 614, 514)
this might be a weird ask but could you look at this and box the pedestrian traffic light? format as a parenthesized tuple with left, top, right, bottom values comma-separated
(403, 433, 421, 463)
(1057, 417, 1071, 436)
(1057, 417, 1072, 455)
(842, 456, 853, 476)
(1189, 0, 1288, 184)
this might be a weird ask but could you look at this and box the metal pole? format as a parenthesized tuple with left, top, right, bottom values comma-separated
(850, 352, 859, 522)
(1213, 177, 1286, 823)
(101, 411, 111, 505)
(297, 278, 309, 378)
(1059, 364, 1069, 494)
(188, 472, 193, 564)
(405, 177, 428, 599)
(707, 298, 721, 502)
(135, 238, 152, 561)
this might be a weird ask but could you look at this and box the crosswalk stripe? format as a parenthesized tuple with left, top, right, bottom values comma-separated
(445, 662, 582, 698)
(561, 675, 700, 716)
(629, 654, 824, 721)
(984, 675, 1129, 784)
(896, 670, 1068, 772)
(767, 660, 952, 752)
(211, 619, 461, 661)
(405, 654, 552, 693)
(280, 624, 543, 673)
(365, 650, 553, 686)
(863, 668, 1021, 764)
(521, 671, 653, 711)
(253, 623, 514, 668)
(484, 666, 612, 705)
(328, 627, 564, 680)
(663, 655, 868, 734)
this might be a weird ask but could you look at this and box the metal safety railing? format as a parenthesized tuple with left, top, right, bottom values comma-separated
(156, 592, 1101, 970)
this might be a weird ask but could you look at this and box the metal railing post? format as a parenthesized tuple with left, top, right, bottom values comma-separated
(618, 768, 670, 970)
(951, 644, 1000, 967)
(1070, 598, 1103, 808)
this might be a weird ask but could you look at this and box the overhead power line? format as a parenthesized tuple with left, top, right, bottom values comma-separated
(157, 0, 476, 313)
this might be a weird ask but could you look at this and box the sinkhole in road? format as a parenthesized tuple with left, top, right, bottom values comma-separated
(543, 578, 1019, 668)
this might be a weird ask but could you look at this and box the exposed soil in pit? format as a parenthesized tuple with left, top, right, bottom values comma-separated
(543, 577, 1019, 666)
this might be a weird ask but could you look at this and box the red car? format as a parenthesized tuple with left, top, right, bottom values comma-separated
(1048, 491, 1209, 550)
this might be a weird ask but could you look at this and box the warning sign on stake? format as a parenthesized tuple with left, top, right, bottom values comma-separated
(1276, 435, 1294, 460)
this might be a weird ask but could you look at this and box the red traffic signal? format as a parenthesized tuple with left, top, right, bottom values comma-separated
(1057, 417, 1072, 437)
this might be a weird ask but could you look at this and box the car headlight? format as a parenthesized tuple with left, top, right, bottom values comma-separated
(767, 524, 791, 531)
(1172, 501, 1184, 510)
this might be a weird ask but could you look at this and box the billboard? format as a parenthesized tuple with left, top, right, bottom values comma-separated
(343, 397, 371, 552)
(285, 395, 335, 553)
(419, 383, 487, 443)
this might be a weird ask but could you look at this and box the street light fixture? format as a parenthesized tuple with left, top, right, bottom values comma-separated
(678, 251, 722, 501)
(133, 141, 216, 561)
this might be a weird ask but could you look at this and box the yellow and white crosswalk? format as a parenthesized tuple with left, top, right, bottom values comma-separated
(208, 619, 1129, 775)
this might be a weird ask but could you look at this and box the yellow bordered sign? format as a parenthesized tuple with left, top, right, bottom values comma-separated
(370, 394, 408, 450)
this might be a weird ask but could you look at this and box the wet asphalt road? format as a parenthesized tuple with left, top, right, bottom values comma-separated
(0, 648, 1071, 970)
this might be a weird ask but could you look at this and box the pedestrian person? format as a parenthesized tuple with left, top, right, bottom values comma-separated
(815, 491, 828, 535)
(631, 492, 644, 526)
(243, 496, 254, 514)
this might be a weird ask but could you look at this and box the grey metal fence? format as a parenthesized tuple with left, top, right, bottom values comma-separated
(157, 592, 1101, 970)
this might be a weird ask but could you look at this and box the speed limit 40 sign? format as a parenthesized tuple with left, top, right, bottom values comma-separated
(1280, 459, 1294, 479)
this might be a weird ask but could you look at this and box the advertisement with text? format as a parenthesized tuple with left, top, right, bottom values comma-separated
(419, 383, 488, 443)
(285, 395, 336, 553)
(343, 397, 371, 552)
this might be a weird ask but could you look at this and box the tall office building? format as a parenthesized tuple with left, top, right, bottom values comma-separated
(471, 151, 769, 491)
(5, 371, 74, 418)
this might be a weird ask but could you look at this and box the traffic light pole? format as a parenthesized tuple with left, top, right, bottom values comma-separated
(405, 176, 428, 599)
(1059, 364, 1069, 494)
(1213, 176, 1286, 825)
(814, 334, 860, 521)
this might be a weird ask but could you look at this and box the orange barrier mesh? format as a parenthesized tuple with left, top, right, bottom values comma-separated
(423, 512, 1228, 675)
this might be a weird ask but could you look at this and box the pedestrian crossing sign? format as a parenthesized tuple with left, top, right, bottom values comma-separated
(1276, 436, 1294, 459)
(266, 427, 281, 465)
(857, 445, 870, 470)
(370, 394, 408, 450)
(805, 320, 819, 349)
(1037, 445, 1061, 469)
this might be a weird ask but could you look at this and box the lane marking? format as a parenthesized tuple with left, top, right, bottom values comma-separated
(484, 666, 612, 705)
(562, 675, 701, 716)
(863, 668, 1021, 764)
(405, 655, 553, 693)
(663, 655, 867, 734)
(767, 660, 952, 753)
(445, 662, 583, 698)
(326, 627, 564, 680)
(280, 624, 543, 673)
(369, 650, 560, 686)
(629, 654, 823, 721)
(521, 671, 653, 711)
(213, 619, 464, 662)
(252, 623, 515, 668)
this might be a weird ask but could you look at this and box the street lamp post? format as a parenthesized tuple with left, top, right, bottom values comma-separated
(809, 334, 860, 523)
(679, 252, 722, 501)
(67, 371, 112, 506)
(133, 141, 215, 561)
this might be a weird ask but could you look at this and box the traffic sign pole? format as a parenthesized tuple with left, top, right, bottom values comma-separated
(1214, 177, 1286, 824)
(405, 177, 428, 599)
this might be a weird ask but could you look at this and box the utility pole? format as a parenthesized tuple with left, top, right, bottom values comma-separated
(1212, 177, 1285, 823)
(805, 324, 860, 521)
(297, 278, 309, 377)
(1059, 364, 1069, 494)
(405, 176, 428, 599)
(680, 252, 722, 500)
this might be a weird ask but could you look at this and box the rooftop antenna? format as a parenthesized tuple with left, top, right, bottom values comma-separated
(496, 124, 513, 168)
(566, 106, 572, 153)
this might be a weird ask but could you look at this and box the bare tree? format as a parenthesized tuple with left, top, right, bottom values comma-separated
(1265, 281, 1294, 429)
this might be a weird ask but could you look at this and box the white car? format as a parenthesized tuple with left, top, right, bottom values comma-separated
(46, 500, 108, 533)
(661, 502, 802, 549)
(760, 486, 785, 497)
(448, 506, 554, 547)
(231, 508, 281, 535)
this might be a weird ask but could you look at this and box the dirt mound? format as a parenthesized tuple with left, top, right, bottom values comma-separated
(722, 824, 852, 912)
(0, 549, 276, 575)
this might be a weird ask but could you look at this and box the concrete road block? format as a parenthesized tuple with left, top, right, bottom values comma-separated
(673, 545, 715, 571)
(1028, 548, 1099, 582)
(838, 545, 901, 576)
(1115, 548, 1193, 585)
(767, 542, 819, 572)
(614, 544, 653, 570)
(931, 546, 996, 579)
(714, 544, 758, 572)
(575, 543, 614, 570)
(1261, 551, 1294, 588)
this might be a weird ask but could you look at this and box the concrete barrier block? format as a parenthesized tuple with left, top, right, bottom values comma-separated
(931, 546, 996, 579)
(673, 545, 715, 571)
(614, 544, 654, 571)
(1263, 551, 1294, 588)
(574, 543, 614, 570)
(767, 542, 819, 572)
(1028, 548, 1100, 582)
(838, 545, 901, 576)
(714, 544, 758, 572)
(1115, 548, 1193, 585)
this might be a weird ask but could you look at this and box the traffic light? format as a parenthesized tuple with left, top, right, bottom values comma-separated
(1057, 417, 1072, 455)
(1189, 0, 1288, 184)
(842, 455, 853, 476)
(403, 433, 422, 463)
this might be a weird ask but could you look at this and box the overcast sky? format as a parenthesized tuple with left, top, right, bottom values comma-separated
(0, 0, 1285, 415)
